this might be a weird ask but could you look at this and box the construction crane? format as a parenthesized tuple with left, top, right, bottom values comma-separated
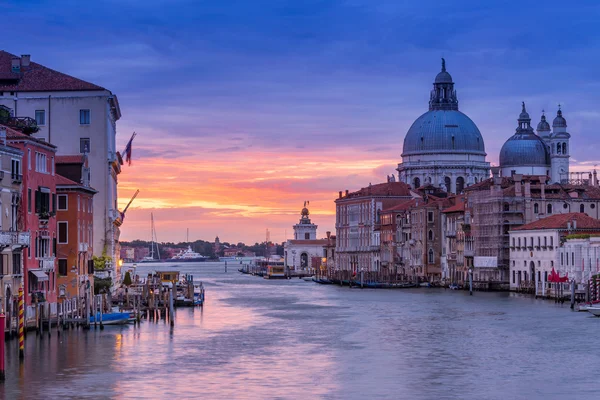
(114, 189, 140, 227)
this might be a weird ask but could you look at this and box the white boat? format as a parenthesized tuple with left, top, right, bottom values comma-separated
(301, 276, 315, 282)
(586, 307, 600, 317)
(169, 246, 209, 262)
(577, 303, 596, 312)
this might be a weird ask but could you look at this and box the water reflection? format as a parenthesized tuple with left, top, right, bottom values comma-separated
(2, 263, 600, 399)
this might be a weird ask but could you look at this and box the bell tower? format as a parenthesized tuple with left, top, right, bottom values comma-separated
(549, 106, 570, 183)
(293, 201, 317, 240)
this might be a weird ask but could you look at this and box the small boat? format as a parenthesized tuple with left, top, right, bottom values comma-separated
(193, 283, 205, 306)
(420, 282, 432, 288)
(90, 312, 132, 325)
(301, 276, 314, 282)
(587, 307, 600, 317)
(449, 284, 461, 290)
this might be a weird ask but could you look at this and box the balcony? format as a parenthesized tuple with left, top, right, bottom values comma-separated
(446, 231, 456, 238)
(11, 173, 22, 184)
(0, 231, 30, 248)
(38, 257, 56, 272)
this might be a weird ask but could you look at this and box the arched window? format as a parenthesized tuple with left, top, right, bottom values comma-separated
(428, 249, 434, 264)
(562, 142, 567, 154)
(557, 144, 561, 154)
(518, 237, 521, 247)
(474, 177, 478, 183)
(547, 204, 553, 214)
(413, 177, 421, 189)
(580, 204, 585, 213)
(456, 177, 465, 193)
(444, 176, 451, 192)
(504, 202, 510, 212)
(428, 230, 433, 241)
(534, 203, 539, 213)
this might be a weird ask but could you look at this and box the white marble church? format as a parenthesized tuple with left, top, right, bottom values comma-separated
(397, 59, 572, 192)
(283, 203, 328, 272)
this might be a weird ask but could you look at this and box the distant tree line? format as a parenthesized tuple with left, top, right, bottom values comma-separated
(121, 239, 284, 259)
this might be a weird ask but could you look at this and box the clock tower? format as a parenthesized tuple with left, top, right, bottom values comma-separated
(547, 107, 570, 183)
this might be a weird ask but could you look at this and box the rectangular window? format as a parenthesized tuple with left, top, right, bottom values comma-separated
(58, 222, 68, 244)
(58, 259, 67, 276)
(12, 253, 21, 275)
(28, 188, 31, 213)
(35, 189, 51, 214)
(304, 232, 310, 240)
(87, 259, 94, 274)
(512, 270, 515, 284)
(428, 212, 434, 223)
(35, 110, 46, 125)
(80, 138, 90, 153)
(79, 109, 91, 125)
(51, 156, 54, 175)
(57, 194, 68, 211)
(35, 152, 47, 173)
(77, 195, 80, 211)
(11, 159, 21, 181)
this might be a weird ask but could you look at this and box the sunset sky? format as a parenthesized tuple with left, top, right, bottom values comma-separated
(4, 0, 600, 244)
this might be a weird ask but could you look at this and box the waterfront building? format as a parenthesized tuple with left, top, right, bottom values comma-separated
(335, 182, 414, 274)
(559, 236, 600, 286)
(441, 196, 470, 285)
(378, 199, 416, 280)
(464, 169, 600, 288)
(5, 125, 58, 306)
(284, 204, 328, 272)
(0, 127, 28, 320)
(55, 156, 96, 300)
(0, 52, 122, 278)
(397, 59, 490, 193)
(322, 231, 336, 276)
(509, 213, 600, 292)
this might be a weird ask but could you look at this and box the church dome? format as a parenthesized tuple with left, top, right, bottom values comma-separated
(553, 108, 567, 128)
(402, 110, 486, 156)
(537, 113, 551, 132)
(500, 103, 550, 168)
(499, 136, 550, 167)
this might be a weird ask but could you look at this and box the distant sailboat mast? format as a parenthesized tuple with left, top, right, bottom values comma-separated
(149, 213, 160, 260)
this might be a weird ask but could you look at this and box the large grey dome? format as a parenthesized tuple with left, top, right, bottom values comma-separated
(402, 110, 486, 156)
(500, 102, 550, 168)
(499, 136, 550, 167)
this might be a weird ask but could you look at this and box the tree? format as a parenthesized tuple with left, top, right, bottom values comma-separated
(123, 271, 133, 286)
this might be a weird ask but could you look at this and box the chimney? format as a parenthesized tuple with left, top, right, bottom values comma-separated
(0, 127, 6, 145)
(524, 180, 531, 198)
(491, 166, 501, 185)
(345, 189, 349, 196)
(11, 57, 20, 73)
(326, 231, 331, 239)
(540, 182, 546, 200)
(339, 191, 342, 199)
(21, 54, 30, 67)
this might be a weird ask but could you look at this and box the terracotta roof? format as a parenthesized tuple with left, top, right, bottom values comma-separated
(382, 199, 418, 213)
(513, 213, 600, 231)
(1, 124, 56, 148)
(442, 197, 466, 213)
(56, 155, 84, 164)
(0, 51, 105, 92)
(55, 174, 80, 186)
(339, 182, 413, 200)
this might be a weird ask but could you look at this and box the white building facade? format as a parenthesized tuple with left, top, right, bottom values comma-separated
(284, 205, 327, 272)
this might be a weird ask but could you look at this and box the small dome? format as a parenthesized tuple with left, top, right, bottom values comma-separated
(537, 114, 551, 132)
(435, 57, 453, 83)
(553, 108, 567, 128)
(519, 101, 530, 120)
(301, 207, 309, 216)
(435, 71, 453, 84)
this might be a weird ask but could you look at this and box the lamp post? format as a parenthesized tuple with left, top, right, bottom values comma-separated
(469, 268, 473, 296)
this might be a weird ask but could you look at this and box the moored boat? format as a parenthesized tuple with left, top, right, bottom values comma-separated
(586, 307, 600, 317)
(90, 312, 132, 325)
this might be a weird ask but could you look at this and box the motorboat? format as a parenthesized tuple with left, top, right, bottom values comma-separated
(586, 307, 600, 317)
(193, 283, 205, 306)
(301, 276, 315, 282)
(90, 311, 132, 325)
(169, 246, 209, 262)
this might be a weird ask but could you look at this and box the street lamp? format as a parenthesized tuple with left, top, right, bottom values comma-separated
(468, 268, 473, 296)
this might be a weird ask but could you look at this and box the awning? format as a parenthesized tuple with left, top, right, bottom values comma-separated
(29, 269, 49, 282)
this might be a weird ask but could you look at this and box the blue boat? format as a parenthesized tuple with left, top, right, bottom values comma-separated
(90, 312, 132, 325)
(193, 283, 205, 306)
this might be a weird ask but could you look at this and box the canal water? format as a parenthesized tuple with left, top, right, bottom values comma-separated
(2, 262, 599, 399)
